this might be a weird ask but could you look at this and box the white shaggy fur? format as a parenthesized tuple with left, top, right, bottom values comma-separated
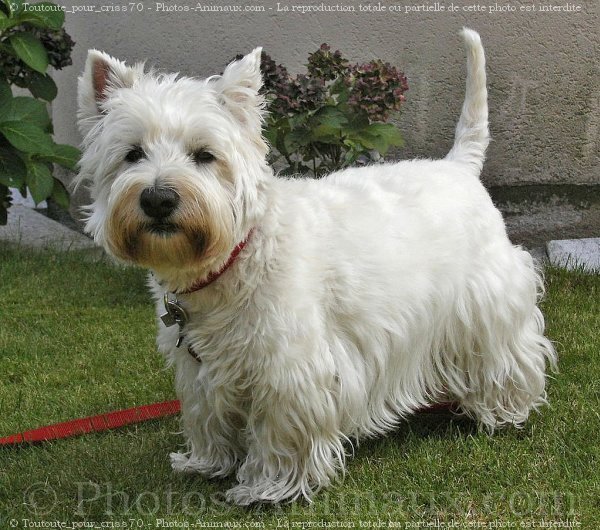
(76, 29, 556, 505)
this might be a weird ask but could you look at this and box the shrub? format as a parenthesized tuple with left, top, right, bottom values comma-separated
(0, 0, 79, 224)
(246, 44, 408, 177)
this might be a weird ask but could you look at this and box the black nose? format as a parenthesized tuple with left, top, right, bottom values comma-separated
(140, 187, 180, 219)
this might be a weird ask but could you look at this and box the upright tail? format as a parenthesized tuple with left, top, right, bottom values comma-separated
(445, 28, 489, 175)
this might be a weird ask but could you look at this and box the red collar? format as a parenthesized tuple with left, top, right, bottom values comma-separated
(176, 229, 254, 295)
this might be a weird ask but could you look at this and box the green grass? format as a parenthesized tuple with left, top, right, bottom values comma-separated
(1, 242, 598, 527)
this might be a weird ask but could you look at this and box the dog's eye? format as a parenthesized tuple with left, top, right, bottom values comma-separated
(125, 146, 146, 163)
(191, 149, 216, 165)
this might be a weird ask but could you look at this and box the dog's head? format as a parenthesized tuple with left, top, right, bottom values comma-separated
(76, 49, 268, 274)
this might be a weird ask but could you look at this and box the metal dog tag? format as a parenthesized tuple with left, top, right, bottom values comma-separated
(161, 293, 189, 348)
(160, 311, 177, 327)
(161, 292, 188, 328)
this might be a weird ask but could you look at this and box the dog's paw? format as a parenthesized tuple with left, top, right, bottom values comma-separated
(170, 452, 236, 478)
(170, 452, 195, 473)
(225, 484, 256, 506)
(225, 482, 297, 505)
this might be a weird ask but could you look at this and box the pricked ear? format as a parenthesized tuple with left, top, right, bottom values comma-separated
(91, 55, 111, 102)
(213, 47, 265, 127)
(77, 50, 142, 135)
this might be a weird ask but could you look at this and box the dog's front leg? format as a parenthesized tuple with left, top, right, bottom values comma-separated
(225, 348, 346, 505)
(170, 360, 244, 478)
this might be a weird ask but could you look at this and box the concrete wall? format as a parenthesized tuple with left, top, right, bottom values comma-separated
(52, 0, 599, 197)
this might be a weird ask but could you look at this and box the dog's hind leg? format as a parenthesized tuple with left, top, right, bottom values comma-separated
(444, 247, 557, 430)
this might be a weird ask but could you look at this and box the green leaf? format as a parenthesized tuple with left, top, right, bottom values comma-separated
(348, 129, 384, 153)
(345, 110, 370, 132)
(344, 129, 380, 152)
(0, 77, 11, 101)
(0, 120, 54, 155)
(343, 149, 360, 165)
(283, 127, 312, 153)
(28, 72, 57, 101)
(50, 177, 69, 208)
(0, 143, 27, 188)
(43, 143, 80, 170)
(0, 10, 9, 31)
(1, 7, 30, 31)
(2, 0, 24, 16)
(9, 33, 49, 73)
(314, 106, 348, 127)
(347, 123, 404, 156)
(0, 96, 50, 129)
(310, 128, 339, 144)
(8, 0, 24, 15)
(311, 107, 348, 141)
(26, 159, 53, 204)
(333, 84, 350, 105)
(264, 116, 292, 155)
(266, 115, 289, 130)
(262, 125, 278, 148)
(288, 112, 312, 129)
(365, 122, 404, 148)
(17, 2, 65, 30)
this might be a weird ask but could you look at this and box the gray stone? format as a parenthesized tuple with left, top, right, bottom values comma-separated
(546, 238, 600, 273)
(0, 204, 99, 252)
(10, 188, 45, 209)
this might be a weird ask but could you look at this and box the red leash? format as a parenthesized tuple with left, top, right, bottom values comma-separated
(0, 400, 454, 446)
(0, 400, 181, 446)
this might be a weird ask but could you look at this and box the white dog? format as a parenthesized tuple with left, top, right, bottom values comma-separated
(76, 29, 556, 505)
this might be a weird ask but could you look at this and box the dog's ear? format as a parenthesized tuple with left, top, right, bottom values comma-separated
(213, 48, 264, 128)
(77, 50, 142, 135)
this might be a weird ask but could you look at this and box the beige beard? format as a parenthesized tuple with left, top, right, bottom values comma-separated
(105, 183, 234, 271)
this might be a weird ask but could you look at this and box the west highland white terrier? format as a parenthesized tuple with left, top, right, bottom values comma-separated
(76, 29, 556, 504)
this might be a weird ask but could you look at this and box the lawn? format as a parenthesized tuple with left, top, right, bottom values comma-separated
(0, 242, 598, 528)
